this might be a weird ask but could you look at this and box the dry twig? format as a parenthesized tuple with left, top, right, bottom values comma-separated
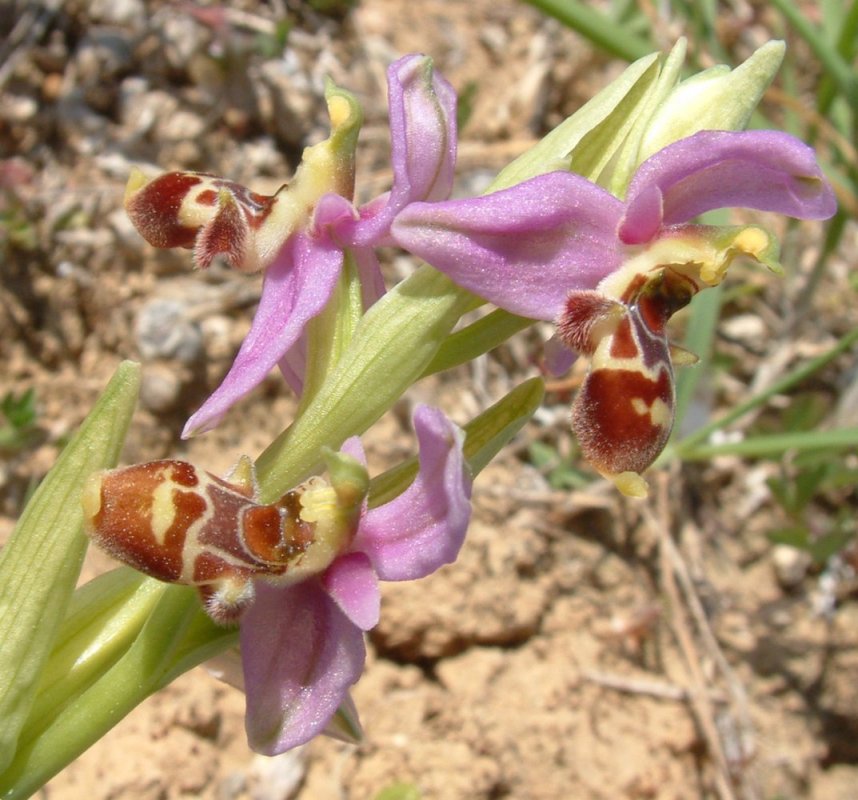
(646, 474, 757, 800)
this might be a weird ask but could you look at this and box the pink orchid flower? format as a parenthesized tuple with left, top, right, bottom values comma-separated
(393, 130, 836, 494)
(125, 55, 456, 437)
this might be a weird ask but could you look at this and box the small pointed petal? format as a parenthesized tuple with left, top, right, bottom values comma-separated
(183, 233, 343, 436)
(278, 334, 306, 395)
(354, 405, 472, 581)
(543, 334, 577, 376)
(388, 54, 457, 204)
(352, 245, 387, 309)
(322, 551, 380, 631)
(620, 130, 837, 244)
(340, 436, 366, 464)
(322, 692, 363, 744)
(347, 55, 457, 246)
(241, 582, 366, 755)
(669, 342, 699, 367)
(392, 172, 624, 321)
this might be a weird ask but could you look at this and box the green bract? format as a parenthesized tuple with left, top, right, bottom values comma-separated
(0, 362, 140, 773)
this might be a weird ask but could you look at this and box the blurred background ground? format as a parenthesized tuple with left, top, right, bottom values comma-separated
(1, 1, 857, 798)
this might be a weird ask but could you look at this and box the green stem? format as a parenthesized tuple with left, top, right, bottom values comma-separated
(255, 266, 479, 503)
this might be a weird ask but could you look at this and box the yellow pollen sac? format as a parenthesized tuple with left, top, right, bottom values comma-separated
(733, 226, 770, 259)
(81, 472, 104, 521)
(327, 95, 352, 129)
(123, 167, 149, 204)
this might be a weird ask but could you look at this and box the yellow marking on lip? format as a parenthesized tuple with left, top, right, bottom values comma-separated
(631, 396, 672, 427)
(81, 472, 104, 526)
(150, 475, 178, 547)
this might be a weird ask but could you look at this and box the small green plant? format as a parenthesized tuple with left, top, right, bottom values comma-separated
(767, 457, 857, 564)
(0, 389, 41, 453)
(528, 439, 592, 490)
(373, 783, 422, 800)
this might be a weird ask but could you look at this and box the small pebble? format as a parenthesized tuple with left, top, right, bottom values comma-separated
(772, 544, 811, 589)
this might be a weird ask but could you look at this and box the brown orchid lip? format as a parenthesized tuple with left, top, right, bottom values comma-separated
(124, 170, 285, 272)
(82, 459, 319, 625)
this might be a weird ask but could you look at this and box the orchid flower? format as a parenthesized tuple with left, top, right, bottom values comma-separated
(125, 55, 456, 437)
(393, 130, 837, 496)
(84, 405, 471, 753)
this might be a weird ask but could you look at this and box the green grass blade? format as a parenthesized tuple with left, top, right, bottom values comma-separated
(769, 0, 858, 106)
(672, 285, 723, 436)
(673, 326, 858, 456)
(680, 427, 858, 461)
(522, 0, 653, 61)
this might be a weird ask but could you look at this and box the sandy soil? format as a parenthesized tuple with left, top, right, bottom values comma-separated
(2, 1, 857, 798)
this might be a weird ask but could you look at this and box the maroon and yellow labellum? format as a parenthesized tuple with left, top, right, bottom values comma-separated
(124, 169, 286, 273)
(82, 458, 317, 624)
(559, 265, 706, 498)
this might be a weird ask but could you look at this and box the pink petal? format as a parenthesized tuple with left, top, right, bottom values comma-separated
(182, 232, 343, 437)
(340, 436, 366, 464)
(322, 551, 380, 630)
(345, 54, 458, 246)
(241, 581, 366, 755)
(354, 405, 472, 581)
(389, 54, 457, 204)
(391, 171, 624, 321)
(314, 194, 386, 305)
(620, 130, 837, 244)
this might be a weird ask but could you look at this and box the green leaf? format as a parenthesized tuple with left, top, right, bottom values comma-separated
(809, 525, 855, 564)
(1, 389, 37, 430)
(767, 525, 811, 550)
(422, 309, 534, 377)
(673, 327, 858, 457)
(0, 361, 140, 773)
(0, 586, 234, 797)
(17, 569, 164, 748)
(769, 0, 858, 107)
(255, 266, 479, 503)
